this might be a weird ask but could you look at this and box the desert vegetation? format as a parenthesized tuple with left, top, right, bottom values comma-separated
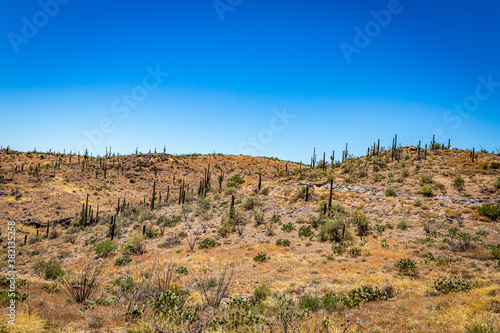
(0, 137, 499, 332)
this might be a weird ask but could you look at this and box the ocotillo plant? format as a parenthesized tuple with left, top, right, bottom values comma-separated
(46, 221, 50, 237)
(258, 173, 262, 192)
(305, 185, 309, 202)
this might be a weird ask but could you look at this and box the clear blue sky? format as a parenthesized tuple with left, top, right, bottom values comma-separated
(1, 0, 499, 162)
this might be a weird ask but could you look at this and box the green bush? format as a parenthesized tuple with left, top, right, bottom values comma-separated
(261, 188, 269, 195)
(178, 231, 187, 239)
(299, 294, 321, 312)
(491, 162, 500, 169)
(332, 242, 348, 254)
(227, 174, 245, 188)
(254, 283, 271, 301)
(44, 259, 64, 280)
(298, 225, 312, 237)
(396, 258, 417, 276)
(28, 234, 41, 245)
(322, 285, 387, 312)
(120, 234, 145, 255)
(490, 245, 500, 260)
(453, 175, 465, 192)
(478, 204, 500, 221)
(114, 256, 132, 266)
(385, 186, 396, 197)
(253, 252, 269, 262)
(495, 177, 500, 189)
(175, 266, 189, 275)
(396, 217, 409, 230)
(433, 277, 472, 294)
(95, 240, 117, 257)
(318, 216, 350, 242)
(421, 185, 433, 197)
(198, 238, 220, 249)
(242, 196, 259, 210)
(48, 229, 59, 240)
(281, 222, 295, 232)
(275, 238, 290, 246)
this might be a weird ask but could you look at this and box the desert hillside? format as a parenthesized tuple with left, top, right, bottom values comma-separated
(1, 142, 499, 333)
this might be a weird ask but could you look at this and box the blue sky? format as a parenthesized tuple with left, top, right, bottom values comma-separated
(0, 0, 499, 162)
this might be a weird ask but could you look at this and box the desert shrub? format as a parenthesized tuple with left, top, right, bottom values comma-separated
(253, 252, 269, 262)
(45, 259, 64, 280)
(316, 200, 327, 213)
(332, 241, 348, 254)
(495, 177, 500, 189)
(48, 229, 59, 239)
(138, 207, 155, 222)
(433, 277, 472, 294)
(120, 234, 145, 255)
(453, 175, 465, 192)
(275, 238, 290, 246)
(491, 162, 500, 169)
(178, 231, 187, 239)
(212, 296, 265, 330)
(277, 169, 287, 178)
(457, 232, 473, 251)
(299, 294, 321, 312)
(295, 216, 306, 225)
(27, 234, 41, 245)
(481, 162, 489, 170)
(281, 222, 295, 232)
(464, 320, 500, 333)
(261, 188, 269, 195)
(175, 266, 188, 275)
(401, 168, 410, 178)
(298, 225, 312, 237)
(354, 211, 370, 237)
(421, 185, 433, 197)
(95, 240, 117, 257)
(242, 196, 258, 210)
(144, 224, 161, 239)
(227, 174, 245, 188)
(385, 186, 396, 197)
(318, 216, 351, 242)
(41, 283, 61, 294)
(253, 210, 264, 225)
(490, 245, 500, 260)
(114, 256, 132, 266)
(271, 214, 281, 224)
(254, 283, 271, 301)
(322, 285, 387, 312)
(396, 258, 417, 276)
(64, 235, 77, 244)
(61, 263, 106, 303)
(419, 173, 434, 184)
(397, 217, 409, 230)
(373, 173, 386, 182)
(478, 204, 500, 221)
(224, 186, 238, 196)
(198, 238, 220, 249)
